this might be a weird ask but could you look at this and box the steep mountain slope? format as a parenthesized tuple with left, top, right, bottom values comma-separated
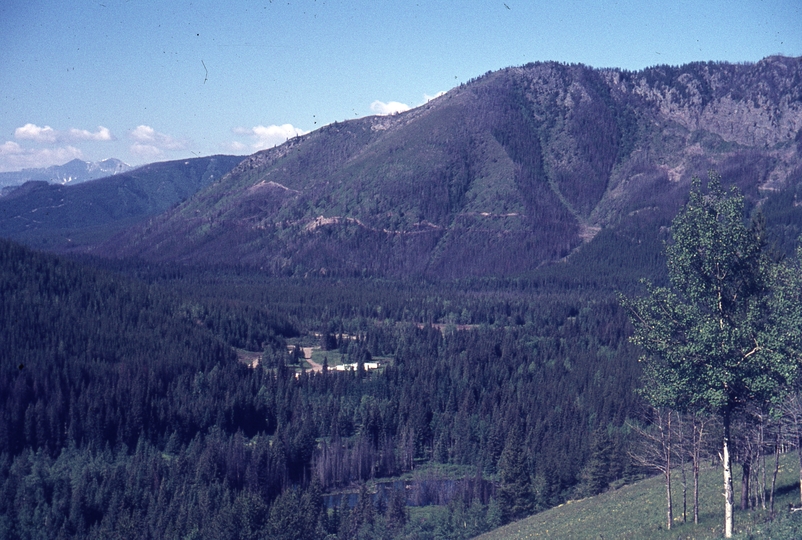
(97, 57, 802, 277)
(0, 155, 243, 251)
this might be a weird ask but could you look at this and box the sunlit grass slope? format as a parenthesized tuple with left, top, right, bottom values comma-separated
(477, 453, 802, 539)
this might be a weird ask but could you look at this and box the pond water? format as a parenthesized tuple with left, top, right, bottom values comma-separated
(324, 476, 493, 509)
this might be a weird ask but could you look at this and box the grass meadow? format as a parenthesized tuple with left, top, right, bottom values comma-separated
(477, 453, 802, 539)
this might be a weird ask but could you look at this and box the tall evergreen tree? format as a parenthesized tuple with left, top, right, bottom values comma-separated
(496, 426, 533, 523)
(576, 428, 616, 498)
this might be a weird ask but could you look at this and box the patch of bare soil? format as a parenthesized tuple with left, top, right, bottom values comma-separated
(236, 350, 261, 368)
(302, 347, 323, 372)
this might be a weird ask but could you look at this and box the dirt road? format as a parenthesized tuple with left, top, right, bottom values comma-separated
(302, 347, 323, 372)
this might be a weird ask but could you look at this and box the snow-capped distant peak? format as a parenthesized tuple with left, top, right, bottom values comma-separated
(0, 158, 134, 188)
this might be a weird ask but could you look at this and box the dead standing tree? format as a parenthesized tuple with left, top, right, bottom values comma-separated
(781, 393, 802, 507)
(733, 404, 787, 515)
(675, 410, 717, 524)
(734, 408, 763, 512)
(628, 406, 675, 530)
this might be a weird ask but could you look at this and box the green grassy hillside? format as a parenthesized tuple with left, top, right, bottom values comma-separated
(477, 453, 802, 539)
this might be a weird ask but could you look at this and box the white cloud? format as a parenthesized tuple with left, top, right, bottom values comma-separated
(368, 92, 445, 116)
(424, 91, 447, 102)
(0, 140, 83, 172)
(232, 124, 308, 150)
(68, 126, 114, 141)
(130, 125, 187, 150)
(130, 125, 158, 142)
(128, 143, 162, 160)
(222, 141, 250, 153)
(2, 123, 119, 171)
(128, 125, 188, 160)
(15, 124, 58, 143)
(13, 123, 115, 144)
(370, 100, 411, 116)
(0, 141, 23, 155)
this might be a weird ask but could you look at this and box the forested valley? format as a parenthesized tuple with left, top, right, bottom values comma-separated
(0, 235, 654, 539)
(5, 172, 802, 539)
(2, 57, 802, 539)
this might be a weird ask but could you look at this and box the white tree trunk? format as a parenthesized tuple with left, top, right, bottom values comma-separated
(798, 435, 802, 505)
(723, 411, 734, 538)
(666, 412, 673, 530)
(666, 469, 673, 530)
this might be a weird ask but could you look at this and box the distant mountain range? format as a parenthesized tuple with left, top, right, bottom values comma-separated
(0, 158, 133, 190)
(0, 155, 243, 250)
(2, 56, 802, 280)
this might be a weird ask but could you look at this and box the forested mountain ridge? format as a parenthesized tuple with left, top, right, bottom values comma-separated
(98, 56, 802, 278)
(0, 155, 243, 251)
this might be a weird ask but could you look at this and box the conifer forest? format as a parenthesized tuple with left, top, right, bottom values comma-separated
(3, 57, 802, 538)
(1, 235, 648, 538)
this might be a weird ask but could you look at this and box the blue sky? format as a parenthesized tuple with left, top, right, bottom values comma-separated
(0, 0, 799, 172)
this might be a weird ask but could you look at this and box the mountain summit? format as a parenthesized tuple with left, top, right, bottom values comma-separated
(95, 57, 802, 277)
(0, 158, 132, 189)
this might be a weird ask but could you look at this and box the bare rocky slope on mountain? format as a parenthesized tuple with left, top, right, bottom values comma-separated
(101, 56, 802, 278)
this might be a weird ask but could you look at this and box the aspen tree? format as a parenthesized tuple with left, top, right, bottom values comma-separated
(623, 173, 802, 537)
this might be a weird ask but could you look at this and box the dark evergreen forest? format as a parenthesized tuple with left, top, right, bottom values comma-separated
(2, 58, 802, 538)
(0, 237, 650, 539)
